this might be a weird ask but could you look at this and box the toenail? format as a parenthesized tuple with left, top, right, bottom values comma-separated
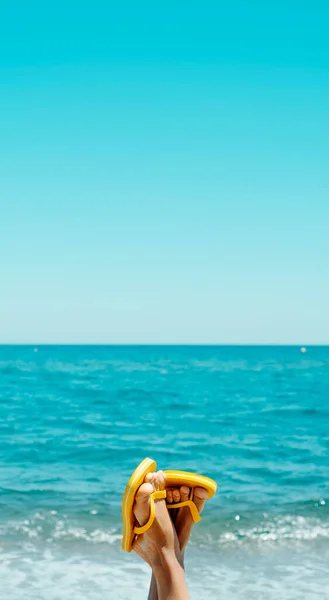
(194, 488, 208, 499)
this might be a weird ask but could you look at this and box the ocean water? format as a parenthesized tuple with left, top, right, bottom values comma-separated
(1, 345, 329, 599)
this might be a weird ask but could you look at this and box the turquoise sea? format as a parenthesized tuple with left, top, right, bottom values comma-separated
(1, 345, 329, 599)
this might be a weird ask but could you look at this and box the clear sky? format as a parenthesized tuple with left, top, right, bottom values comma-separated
(0, 1, 328, 344)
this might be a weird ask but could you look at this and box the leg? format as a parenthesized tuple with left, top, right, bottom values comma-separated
(133, 471, 190, 600)
(148, 574, 158, 600)
(152, 554, 190, 600)
(148, 485, 208, 600)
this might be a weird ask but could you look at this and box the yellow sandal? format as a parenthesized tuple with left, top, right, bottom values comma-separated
(164, 469, 217, 522)
(122, 458, 164, 552)
(122, 458, 217, 552)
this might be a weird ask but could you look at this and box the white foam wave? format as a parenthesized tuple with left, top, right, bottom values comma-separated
(194, 514, 329, 548)
(2, 512, 329, 551)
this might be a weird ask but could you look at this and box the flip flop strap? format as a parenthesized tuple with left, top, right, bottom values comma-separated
(134, 490, 166, 535)
(167, 500, 201, 523)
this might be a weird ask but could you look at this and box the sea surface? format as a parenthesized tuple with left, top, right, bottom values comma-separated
(1, 345, 329, 599)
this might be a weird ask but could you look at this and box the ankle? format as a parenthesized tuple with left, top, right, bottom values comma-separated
(152, 547, 179, 574)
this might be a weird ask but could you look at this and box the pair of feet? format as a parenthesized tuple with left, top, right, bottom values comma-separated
(133, 469, 209, 568)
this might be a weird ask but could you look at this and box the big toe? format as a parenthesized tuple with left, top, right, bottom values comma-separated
(133, 482, 154, 527)
(193, 487, 209, 514)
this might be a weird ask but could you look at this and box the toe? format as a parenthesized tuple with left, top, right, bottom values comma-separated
(193, 487, 208, 514)
(173, 488, 181, 503)
(133, 482, 154, 527)
(180, 486, 190, 502)
(166, 488, 174, 504)
(156, 470, 166, 491)
(145, 472, 155, 485)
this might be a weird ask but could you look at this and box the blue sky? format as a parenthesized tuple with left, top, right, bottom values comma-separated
(0, 1, 328, 344)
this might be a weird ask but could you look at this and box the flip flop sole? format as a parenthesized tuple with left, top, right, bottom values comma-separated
(121, 457, 156, 552)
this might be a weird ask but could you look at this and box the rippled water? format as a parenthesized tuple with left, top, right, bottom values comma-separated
(1, 345, 329, 599)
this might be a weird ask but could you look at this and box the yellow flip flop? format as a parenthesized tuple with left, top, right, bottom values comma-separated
(122, 458, 217, 552)
(164, 469, 217, 523)
(122, 457, 166, 552)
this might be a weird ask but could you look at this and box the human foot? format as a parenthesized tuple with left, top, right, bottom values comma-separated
(132, 470, 181, 568)
(166, 485, 209, 553)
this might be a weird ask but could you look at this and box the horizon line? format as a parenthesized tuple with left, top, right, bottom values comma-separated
(0, 343, 327, 347)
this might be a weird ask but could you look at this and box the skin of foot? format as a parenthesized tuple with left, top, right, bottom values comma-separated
(133, 470, 190, 600)
(166, 485, 209, 553)
(133, 470, 181, 568)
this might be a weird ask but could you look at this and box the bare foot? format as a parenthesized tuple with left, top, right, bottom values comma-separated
(133, 470, 181, 568)
(166, 485, 209, 553)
